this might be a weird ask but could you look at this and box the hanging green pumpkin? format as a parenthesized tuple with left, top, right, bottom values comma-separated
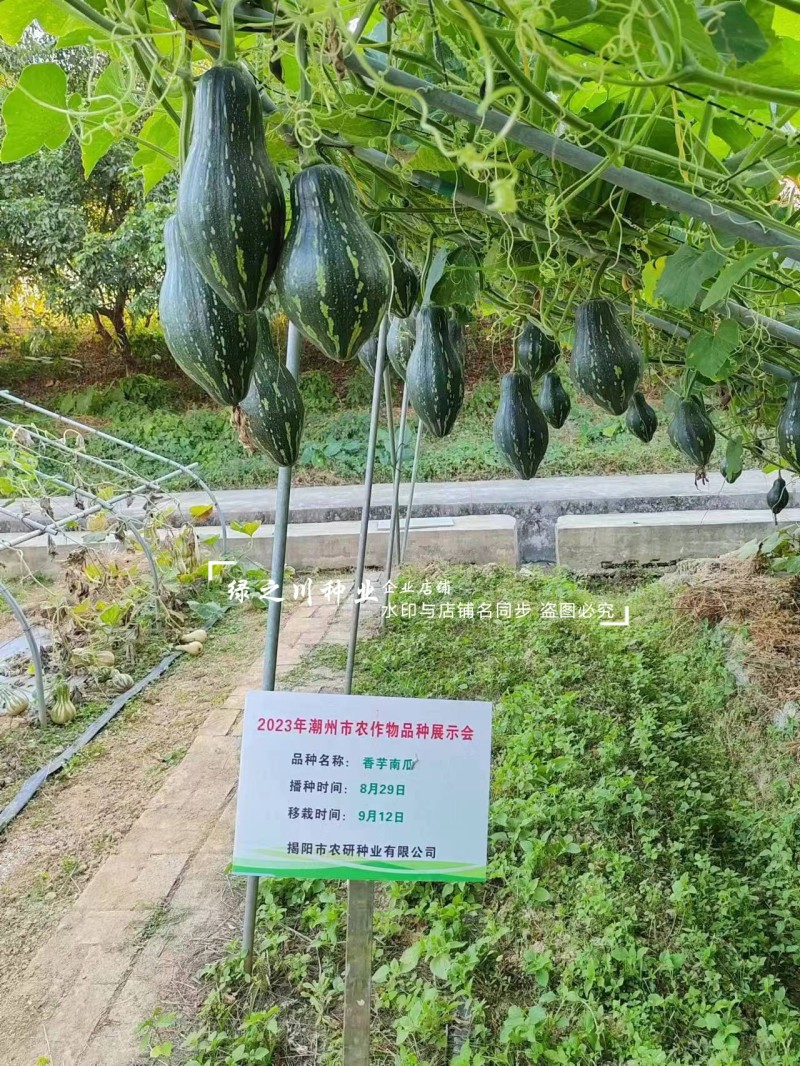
(516, 322, 559, 380)
(777, 378, 800, 471)
(406, 305, 464, 438)
(176, 63, 285, 313)
(571, 299, 642, 415)
(668, 397, 716, 470)
(538, 372, 571, 429)
(625, 391, 658, 443)
(357, 335, 379, 376)
(275, 164, 392, 362)
(448, 319, 466, 363)
(387, 314, 416, 382)
(768, 475, 790, 518)
(494, 371, 549, 479)
(383, 235, 420, 318)
(234, 315, 305, 467)
(159, 217, 257, 406)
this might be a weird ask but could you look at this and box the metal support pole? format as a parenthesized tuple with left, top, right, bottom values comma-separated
(381, 366, 402, 565)
(242, 322, 303, 975)
(0, 581, 47, 727)
(400, 420, 424, 564)
(340, 315, 388, 1066)
(345, 316, 388, 693)
(382, 384, 409, 603)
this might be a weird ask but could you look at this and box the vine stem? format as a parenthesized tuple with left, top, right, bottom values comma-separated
(179, 42, 194, 168)
(219, 0, 238, 63)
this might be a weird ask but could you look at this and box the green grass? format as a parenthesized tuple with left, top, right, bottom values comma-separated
(163, 567, 800, 1065)
(14, 372, 708, 492)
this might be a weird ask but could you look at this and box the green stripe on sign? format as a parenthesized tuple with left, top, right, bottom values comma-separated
(231, 861, 486, 883)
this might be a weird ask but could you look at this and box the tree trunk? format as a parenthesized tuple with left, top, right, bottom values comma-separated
(91, 310, 113, 344)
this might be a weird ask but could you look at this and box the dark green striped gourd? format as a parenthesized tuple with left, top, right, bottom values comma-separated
(176, 63, 285, 313)
(571, 299, 642, 415)
(626, 391, 658, 443)
(494, 371, 549, 479)
(448, 319, 466, 363)
(516, 322, 559, 380)
(406, 305, 464, 438)
(768, 475, 790, 517)
(383, 236, 420, 318)
(159, 217, 256, 406)
(233, 316, 304, 466)
(668, 397, 716, 469)
(777, 378, 800, 470)
(387, 314, 416, 382)
(275, 164, 392, 362)
(357, 335, 379, 375)
(538, 372, 571, 428)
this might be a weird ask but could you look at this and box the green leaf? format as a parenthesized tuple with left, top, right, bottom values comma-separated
(686, 320, 741, 380)
(725, 437, 744, 481)
(654, 244, 726, 309)
(0, 0, 85, 44)
(189, 504, 214, 521)
(81, 61, 136, 177)
(99, 603, 123, 626)
(700, 250, 766, 310)
(429, 246, 481, 308)
(0, 476, 14, 496)
(132, 109, 180, 195)
(712, 116, 752, 154)
(429, 953, 452, 980)
(700, 2, 769, 64)
(231, 520, 261, 537)
(0, 63, 71, 163)
(398, 941, 422, 973)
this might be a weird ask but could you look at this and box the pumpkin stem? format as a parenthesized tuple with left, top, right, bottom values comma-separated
(219, 0, 238, 63)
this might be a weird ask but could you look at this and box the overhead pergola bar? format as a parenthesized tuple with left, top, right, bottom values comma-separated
(345, 51, 800, 257)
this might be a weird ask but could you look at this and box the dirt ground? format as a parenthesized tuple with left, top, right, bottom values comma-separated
(0, 604, 269, 1003)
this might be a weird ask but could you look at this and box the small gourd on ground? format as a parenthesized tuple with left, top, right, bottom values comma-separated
(668, 397, 716, 473)
(176, 62, 285, 313)
(777, 377, 800, 471)
(275, 164, 392, 362)
(494, 370, 549, 479)
(406, 305, 465, 437)
(159, 217, 257, 406)
(571, 299, 642, 415)
(625, 391, 658, 443)
(233, 316, 305, 467)
(538, 372, 571, 428)
(387, 315, 416, 382)
(49, 681, 76, 726)
(109, 670, 134, 694)
(516, 322, 559, 380)
(2, 685, 29, 718)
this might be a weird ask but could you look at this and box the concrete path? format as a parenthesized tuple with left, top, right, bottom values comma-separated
(0, 594, 356, 1066)
(1, 469, 793, 563)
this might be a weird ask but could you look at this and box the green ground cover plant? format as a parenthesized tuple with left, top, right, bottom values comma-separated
(151, 568, 800, 1065)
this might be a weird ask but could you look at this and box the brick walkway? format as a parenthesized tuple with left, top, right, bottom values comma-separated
(0, 596, 351, 1066)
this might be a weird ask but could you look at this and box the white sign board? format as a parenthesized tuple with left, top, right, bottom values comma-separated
(233, 691, 492, 883)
